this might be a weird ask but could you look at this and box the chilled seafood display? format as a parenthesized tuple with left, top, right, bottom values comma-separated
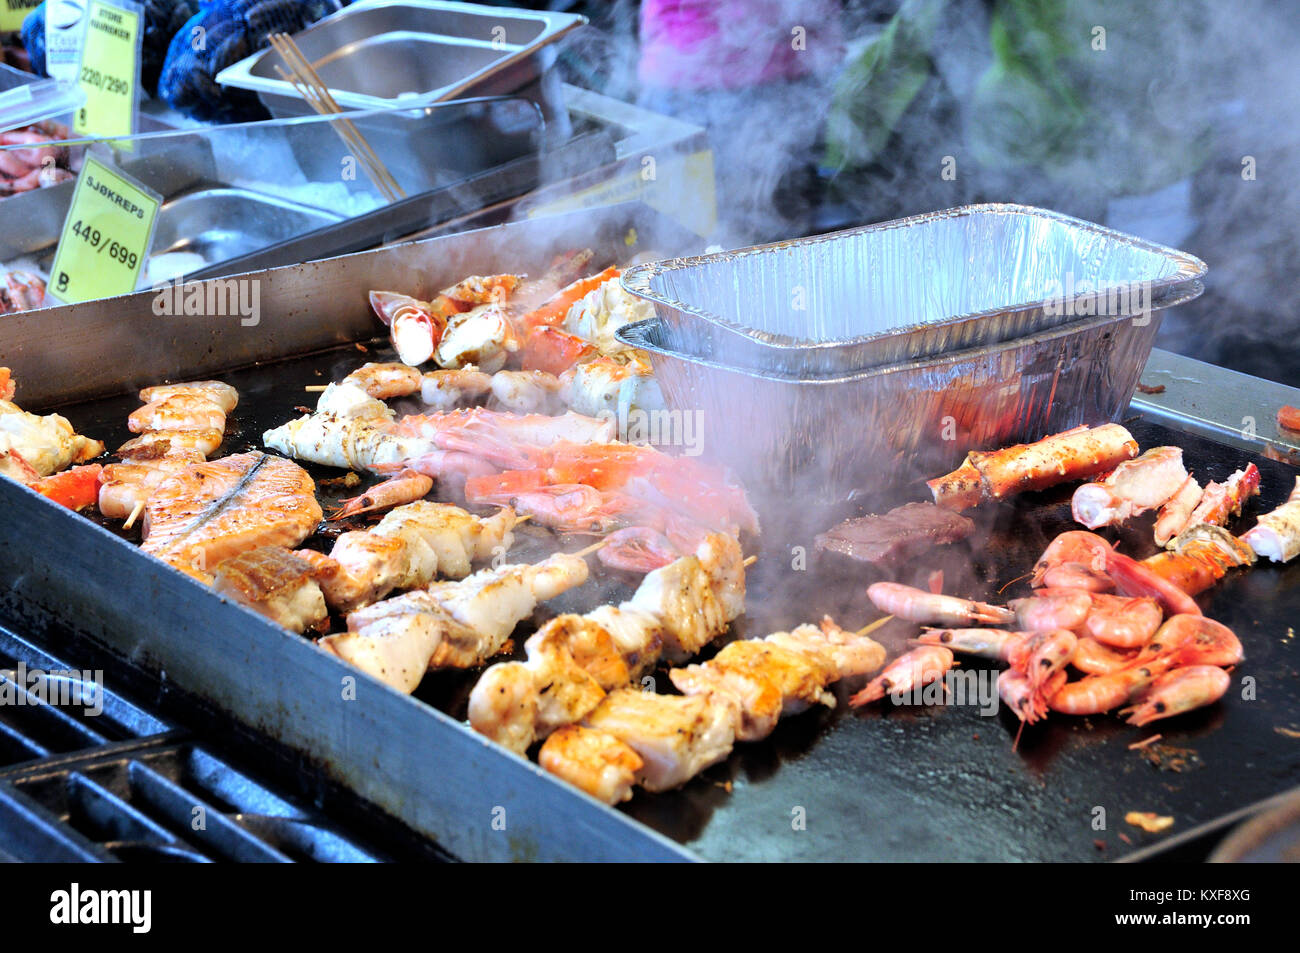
(0, 270, 46, 314)
(0, 123, 74, 199)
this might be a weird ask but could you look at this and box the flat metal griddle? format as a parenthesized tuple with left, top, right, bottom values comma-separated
(45, 342, 1300, 861)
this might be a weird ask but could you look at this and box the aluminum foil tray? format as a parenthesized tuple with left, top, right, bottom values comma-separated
(621, 204, 1207, 375)
(617, 300, 1191, 505)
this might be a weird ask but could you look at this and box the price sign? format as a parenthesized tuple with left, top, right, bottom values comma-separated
(73, 0, 142, 139)
(47, 153, 159, 305)
(0, 0, 41, 33)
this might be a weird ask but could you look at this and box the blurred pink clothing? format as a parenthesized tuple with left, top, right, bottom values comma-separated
(638, 0, 841, 90)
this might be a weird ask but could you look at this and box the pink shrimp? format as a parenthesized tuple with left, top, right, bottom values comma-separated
(1008, 590, 1093, 632)
(328, 469, 433, 520)
(848, 646, 954, 707)
(1120, 666, 1231, 726)
(999, 668, 1067, 725)
(1009, 629, 1077, 694)
(1047, 660, 1173, 716)
(1071, 637, 1139, 676)
(510, 484, 632, 535)
(914, 628, 1030, 662)
(1080, 592, 1164, 649)
(1032, 531, 1113, 586)
(1133, 615, 1244, 668)
(596, 526, 679, 573)
(866, 582, 1015, 627)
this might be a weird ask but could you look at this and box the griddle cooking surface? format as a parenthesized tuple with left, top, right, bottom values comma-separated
(626, 419, 1300, 862)
(53, 355, 1300, 862)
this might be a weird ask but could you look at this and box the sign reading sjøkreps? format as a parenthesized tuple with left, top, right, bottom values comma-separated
(74, 0, 142, 139)
(47, 153, 159, 304)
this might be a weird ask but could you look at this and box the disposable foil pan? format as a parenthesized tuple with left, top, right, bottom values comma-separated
(621, 204, 1207, 375)
(616, 282, 1201, 505)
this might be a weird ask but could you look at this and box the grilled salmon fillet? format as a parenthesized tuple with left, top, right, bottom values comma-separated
(141, 452, 322, 581)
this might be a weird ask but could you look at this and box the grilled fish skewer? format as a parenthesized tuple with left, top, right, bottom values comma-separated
(541, 618, 885, 803)
(467, 533, 745, 754)
(295, 501, 518, 614)
(318, 552, 590, 693)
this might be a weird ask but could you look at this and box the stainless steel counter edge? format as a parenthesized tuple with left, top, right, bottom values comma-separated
(1132, 348, 1300, 457)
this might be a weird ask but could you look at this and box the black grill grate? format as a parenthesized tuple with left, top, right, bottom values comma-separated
(0, 626, 388, 862)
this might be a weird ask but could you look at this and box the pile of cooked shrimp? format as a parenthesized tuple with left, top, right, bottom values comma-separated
(849, 532, 1243, 736)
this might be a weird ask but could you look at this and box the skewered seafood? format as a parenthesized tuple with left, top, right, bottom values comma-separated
(141, 452, 323, 582)
(128, 393, 228, 433)
(296, 500, 516, 613)
(576, 689, 738, 793)
(101, 379, 241, 527)
(319, 552, 589, 692)
(469, 532, 745, 753)
(534, 616, 879, 801)
(1242, 476, 1300, 562)
(213, 546, 329, 633)
(328, 470, 434, 520)
(929, 424, 1139, 510)
(138, 380, 239, 413)
(98, 448, 208, 520)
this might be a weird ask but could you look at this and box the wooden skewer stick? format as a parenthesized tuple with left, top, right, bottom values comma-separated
(123, 499, 145, 530)
(304, 385, 329, 392)
(742, 555, 757, 567)
(269, 35, 404, 202)
(571, 538, 612, 558)
(856, 615, 894, 637)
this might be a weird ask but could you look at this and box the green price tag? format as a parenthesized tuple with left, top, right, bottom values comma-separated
(0, 0, 41, 33)
(73, 0, 142, 139)
(47, 154, 159, 305)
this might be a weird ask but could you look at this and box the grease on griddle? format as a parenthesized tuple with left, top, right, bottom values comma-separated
(1137, 743, 1204, 772)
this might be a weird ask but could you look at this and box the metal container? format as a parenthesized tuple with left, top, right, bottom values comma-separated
(616, 291, 1198, 504)
(216, 0, 584, 123)
(145, 187, 343, 285)
(621, 204, 1207, 375)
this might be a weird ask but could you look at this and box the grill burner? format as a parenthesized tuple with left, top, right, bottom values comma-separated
(0, 626, 446, 862)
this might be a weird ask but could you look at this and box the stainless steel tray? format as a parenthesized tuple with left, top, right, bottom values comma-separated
(216, 0, 584, 120)
(616, 287, 1198, 505)
(621, 204, 1207, 375)
(146, 187, 343, 284)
